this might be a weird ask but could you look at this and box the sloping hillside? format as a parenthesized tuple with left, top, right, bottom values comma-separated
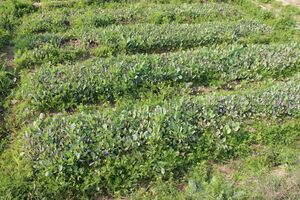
(0, 0, 300, 199)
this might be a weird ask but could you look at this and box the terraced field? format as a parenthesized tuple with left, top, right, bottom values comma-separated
(0, 0, 300, 199)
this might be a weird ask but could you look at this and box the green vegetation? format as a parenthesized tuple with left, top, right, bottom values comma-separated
(4, 77, 300, 199)
(1, 0, 300, 199)
(18, 3, 242, 35)
(0, 0, 37, 49)
(17, 43, 300, 111)
(0, 59, 14, 99)
(0, 30, 10, 50)
(14, 21, 272, 68)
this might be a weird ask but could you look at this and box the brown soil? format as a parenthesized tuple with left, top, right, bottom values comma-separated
(218, 165, 234, 175)
(2, 46, 15, 68)
(270, 167, 288, 177)
(191, 86, 215, 95)
(62, 38, 82, 47)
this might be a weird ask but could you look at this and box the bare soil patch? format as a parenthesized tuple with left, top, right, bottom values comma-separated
(1, 46, 15, 68)
(279, 0, 300, 8)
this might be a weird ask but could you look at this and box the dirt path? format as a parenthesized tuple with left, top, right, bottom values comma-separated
(279, 0, 300, 7)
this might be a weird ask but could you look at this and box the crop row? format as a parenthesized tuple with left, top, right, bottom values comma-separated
(18, 3, 242, 35)
(23, 78, 300, 196)
(14, 21, 271, 68)
(66, 20, 271, 54)
(18, 43, 300, 111)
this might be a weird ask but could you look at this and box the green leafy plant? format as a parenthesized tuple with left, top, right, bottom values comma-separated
(17, 43, 300, 111)
(20, 78, 300, 197)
